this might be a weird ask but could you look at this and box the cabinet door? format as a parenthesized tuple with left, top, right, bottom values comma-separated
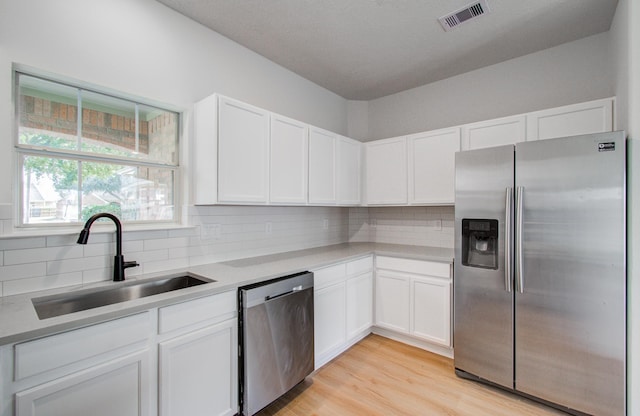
(337, 136, 361, 205)
(461, 115, 526, 150)
(366, 136, 408, 205)
(375, 271, 410, 333)
(15, 350, 151, 416)
(412, 277, 451, 347)
(408, 128, 460, 205)
(526, 98, 613, 141)
(218, 96, 269, 203)
(270, 114, 308, 204)
(346, 271, 373, 340)
(308, 127, 337, 204)
(159, 319, 238, 416)
(314, 283, 346, 368)
(193, 94, 219, 204)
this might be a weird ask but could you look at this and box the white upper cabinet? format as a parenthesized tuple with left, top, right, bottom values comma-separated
(270, 114, 308, 204)
(337, 136, 362, 205)
(194, 93, 364, 207)
(196, 94, 615, 208)
(193, 94, 219, 205)
(217, 96, 270, 204)
(366, 136, 408, 205)
(461, 115, 526, 150)
(408, 127, 460, 205)
(526, 97, 614, 141)
(308, 127, 337, 204)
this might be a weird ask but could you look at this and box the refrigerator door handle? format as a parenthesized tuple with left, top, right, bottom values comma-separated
(515, 186, 524, 293)
(504, 187, 513, 292)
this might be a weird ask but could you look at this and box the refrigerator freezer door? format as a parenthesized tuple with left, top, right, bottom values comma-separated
(454, 145, 514, 389)
(514, 132, 626, 416)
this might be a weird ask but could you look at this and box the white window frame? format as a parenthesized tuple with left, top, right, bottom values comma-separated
(13, 67, 182, 228)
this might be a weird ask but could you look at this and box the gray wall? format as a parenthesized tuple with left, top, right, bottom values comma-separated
(0, 0, 349, 207)
(364, 32, 614, 141)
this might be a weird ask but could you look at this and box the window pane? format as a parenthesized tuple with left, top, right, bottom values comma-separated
(140, 104, 179, 165)
(80, 90, 138, 159)
(18, 74, 179, 166)
(18, 75, 79, 151)
(17, 71, 179, 226)
(21, 155, 174, 224)
(79, 91, 178, 165)
(81, 162, 174, 222)
(22, 155, 79, 224)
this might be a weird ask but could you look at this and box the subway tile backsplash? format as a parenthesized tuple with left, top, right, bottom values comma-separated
(349, 206, 455, 248)
(0, 205, 453, 296)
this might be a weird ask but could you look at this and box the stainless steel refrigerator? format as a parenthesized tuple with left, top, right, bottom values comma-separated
(454, 131, 626, 416)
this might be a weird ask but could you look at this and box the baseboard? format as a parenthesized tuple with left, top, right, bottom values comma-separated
(372, 326, 454, 359)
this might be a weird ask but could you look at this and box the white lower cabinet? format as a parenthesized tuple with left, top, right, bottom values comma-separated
(314, 282, 347, 364)
(1, 291, 238, 416)
(374, 257, 452, 356)
(157, 291, 237, 416)
(412, 276, 451, 346)
(346, 271, 373, 339)
(15, 350, 150, 416)
(313, 256, 373, 369)
(3, 312, 152, 416)
(159, 319, 237, 416)
(313, 254, 451, 367)
(374, 271, 410, 333)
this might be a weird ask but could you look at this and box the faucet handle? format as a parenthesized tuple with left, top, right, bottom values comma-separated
(124, 260, 139, 270)
(113, 255, 139, 281)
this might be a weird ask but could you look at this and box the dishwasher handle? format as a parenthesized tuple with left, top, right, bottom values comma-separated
(265, 285, 304, 302)
(241, 272, 314, 309)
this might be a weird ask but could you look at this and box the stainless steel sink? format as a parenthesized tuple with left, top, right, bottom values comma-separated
(32, 275, 214, 320)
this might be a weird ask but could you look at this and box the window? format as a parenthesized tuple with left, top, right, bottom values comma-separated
(15, 72, 179, 225)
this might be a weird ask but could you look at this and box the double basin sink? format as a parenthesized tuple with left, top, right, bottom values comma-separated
(32, 275, 214, 320)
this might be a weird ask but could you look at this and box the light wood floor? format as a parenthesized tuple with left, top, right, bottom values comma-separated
(256, 334, 567, 416)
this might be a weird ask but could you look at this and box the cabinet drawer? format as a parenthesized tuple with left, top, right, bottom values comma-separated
(376, 256, 450, 279)
(346, 256, 373, 276)
(14, 312, 150, 380)
(312, 263, 346, 289)
(158, 291, 236, 335)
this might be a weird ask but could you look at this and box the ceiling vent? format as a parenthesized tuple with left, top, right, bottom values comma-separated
(438, 0, 490, 31)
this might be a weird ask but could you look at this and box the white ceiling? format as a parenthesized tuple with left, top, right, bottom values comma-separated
(156, 0, 618, 100)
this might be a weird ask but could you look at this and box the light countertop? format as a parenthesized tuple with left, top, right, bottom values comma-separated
(0, 242, 453, 345)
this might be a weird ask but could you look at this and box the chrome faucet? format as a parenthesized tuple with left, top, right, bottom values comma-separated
(77, 213, 139, 281)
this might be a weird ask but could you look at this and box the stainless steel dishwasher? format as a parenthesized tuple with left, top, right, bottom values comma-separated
(238, 271, 314, 416)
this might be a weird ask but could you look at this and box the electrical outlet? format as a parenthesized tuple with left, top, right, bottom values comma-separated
(433, 220, 442, 231)
(323, 219, 329, 230)
(265, 222, 272, 234)
(202, 223, 221, 240)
